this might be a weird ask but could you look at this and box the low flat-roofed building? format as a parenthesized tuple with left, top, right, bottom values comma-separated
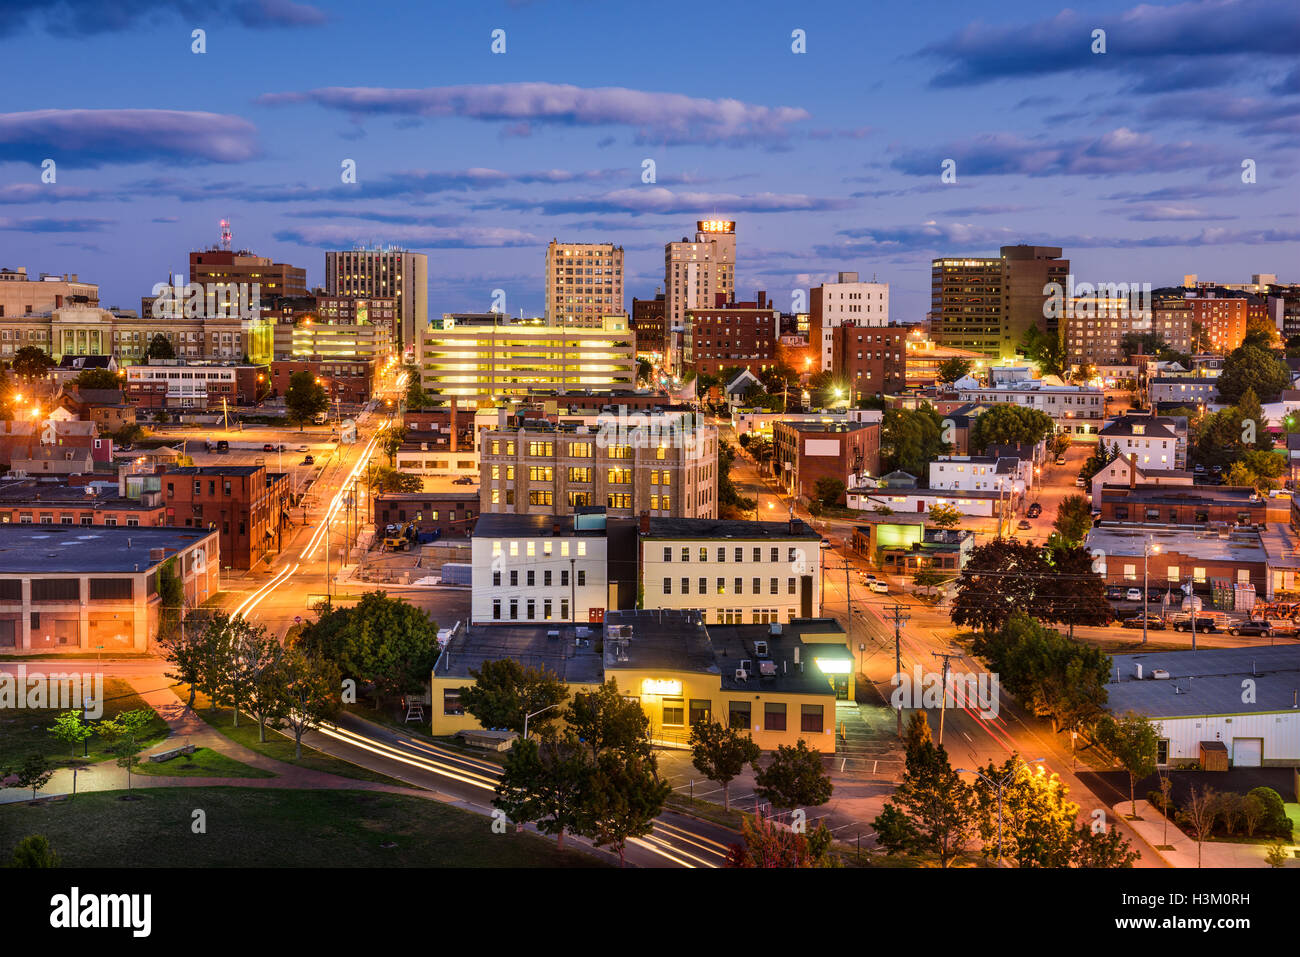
(1107, 645, 1300, 767)
(1086, 525, 1270, 599)
(373, 491, 478, 539)
(0, 524, 218, 652)
(1097, 485, 1279, 527)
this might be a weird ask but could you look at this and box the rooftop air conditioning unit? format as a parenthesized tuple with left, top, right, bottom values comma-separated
(754, 640, 768, 657)
(1152, 669, 1171, 680)
(769, 622, 783, 635)
(734, 668, 748, 682)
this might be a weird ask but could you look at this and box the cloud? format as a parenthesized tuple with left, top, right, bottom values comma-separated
(0, 0, 326, 36)
(921, 0, 1300, 89)
(0, 110, 260, 167)
(932, 204, 1034, 217)
(1141, 91, 1300, 138)
(891, 128, 1219, 177)
(274, 224, 539, 249)
(0, 184, 109, 204)
(0, 216, 115, 232)
(817, 220, 1300, 257)
(258, 83, 810, 146)
(1120, 204, 1238, 222)
(479, 187, 849, 217)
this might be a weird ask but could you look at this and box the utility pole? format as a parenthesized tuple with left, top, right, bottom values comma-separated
(932, 651, 959, 747)
(884, 604, 910, 737)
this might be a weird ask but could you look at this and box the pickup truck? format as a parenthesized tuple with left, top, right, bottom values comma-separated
(1166, 613, 1218, 633)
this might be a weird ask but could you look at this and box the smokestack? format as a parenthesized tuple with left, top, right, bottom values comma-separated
(639, 510, 650, 534)
(449, 398, 458, 453)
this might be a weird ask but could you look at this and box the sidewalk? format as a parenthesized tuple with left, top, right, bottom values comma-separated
(1117, 800, 1298, 868)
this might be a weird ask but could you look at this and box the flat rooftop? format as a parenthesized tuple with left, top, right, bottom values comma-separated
(0, 525, 214, 575)
(1086, 526, 1267, 563)
(474, 512, 607, 538)
(432, 622, 604, 685)
(644, 517, 818, 540)
(1108, 645, 1300, 718)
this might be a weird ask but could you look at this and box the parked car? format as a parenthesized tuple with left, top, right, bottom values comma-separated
(1026, 502, 1042, 518)
(1106, 586, 1126, 600)
(1075, 476, 1086, 487)
(859, 572, 877, 584)
(1170, 615, 1216, 633)
(452, 476, 475, 485)
(263, 443, 275, 452)
(869, 580, 889, 594)
(215, 440, 229, 454)
(1122, 614, 1165, 630)
(297, 445, 309, 453)
(1228, 620, 1273, 637)
(302, 455, 315, 465)
(1125, 588, 1144, 601)
(1017, 520, 1032, 530)
(1055, 455, 1067, 466)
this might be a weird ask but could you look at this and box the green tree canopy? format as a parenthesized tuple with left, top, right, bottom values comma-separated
(754, 739, 833, 809)
(457, 658, 569, 736)
(1052, 494, 1093, 544)
(1217, 343, 1291, 404)
(1020, 326, 1067, 378)
(690, 719, 760, 810)
(285, 370, 328, 430)
(72, 368, 121, 390)
(969, 403, 1055, 452)
(936, 357, 973, 384)
(11, 346, 53, 379)
(880, 404, 950, 476)
(146, 333, 175, 360)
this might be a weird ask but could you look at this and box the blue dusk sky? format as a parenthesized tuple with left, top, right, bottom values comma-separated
(1, 0, 1297, 322)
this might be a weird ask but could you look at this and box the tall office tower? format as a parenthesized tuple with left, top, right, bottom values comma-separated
(929, 245, 1069, 363)
(184, 248, 307, 322)
(545, 241, 624, 327)
(809, 271, 889, 371)
(664, 219, 736, 375)
(325, 247, 428, 352)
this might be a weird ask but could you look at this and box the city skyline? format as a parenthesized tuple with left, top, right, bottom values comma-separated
(1, 0, 1296, 322)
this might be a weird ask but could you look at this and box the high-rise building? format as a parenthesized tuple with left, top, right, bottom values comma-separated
(325, 247, 428, 352)
(545, 241, 624, 327)
(930, 245, 1069, 362)
(809, 271, 889, 371)
(190, 249, 307, 304)
(684, 291, 779, 377)
(664, 220, 736, 374)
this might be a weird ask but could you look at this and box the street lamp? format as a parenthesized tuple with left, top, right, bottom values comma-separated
(1143, 537, 1160, 646)
(523, 703, 560, 741)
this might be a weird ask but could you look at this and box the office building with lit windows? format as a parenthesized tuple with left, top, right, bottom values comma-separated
(545, 241, 624, 327)
(665, 219, 737, 374)
(416, 314, 637, 402)
(325, 247, 428, 351)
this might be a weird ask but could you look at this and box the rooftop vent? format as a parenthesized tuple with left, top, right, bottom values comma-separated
(1152, 669, 1171, 680)
(753, 640, 768, 657)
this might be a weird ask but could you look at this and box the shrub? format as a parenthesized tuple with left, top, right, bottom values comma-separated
(1247, 787, 1292, 840)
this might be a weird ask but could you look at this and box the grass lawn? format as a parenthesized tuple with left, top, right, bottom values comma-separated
(132, 747, 274, 779)
(0, 787, 602, 867)
(171, 685, 412, 787)
(0, 678, 170, 769)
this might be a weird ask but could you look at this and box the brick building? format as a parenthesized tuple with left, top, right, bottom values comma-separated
(831, 322, 906, 399)
(269, 358, 376, 406)
(684, 291, 779, 378)
(773, 420, 881, 503)
(631, 293, 665, 358)
(124, 362, 265, 410)
(373, 491, 479, 538)
(153, 465, 290, 569)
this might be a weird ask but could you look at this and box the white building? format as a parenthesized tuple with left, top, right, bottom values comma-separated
(638, 516, 822, 625)
(470, 511, 610, 625)
(1097, 416, 1181, 469)
(811, 272, 889, 371)
(1107, 646, 1300, 767)
(928, 455, 1021, 492)
(665, 220, 736, 375)
(955, 377, 1105, 441)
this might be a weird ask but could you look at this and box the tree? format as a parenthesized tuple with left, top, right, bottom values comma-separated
(1073, 822, 1140, 868)
(754, 739, 832, 809)
(1178, 785, 1219, 868)
(971, 758, 1077, 867)
(969, 404, 1055, 452)
(913, 565, 945, 597)
(231, 625, 287, 743)
(15, 753, 54, 800)
(1120, 330, 1166, 361)
(579, 751, 671, 866)
(1241, 792, 1268, 837)
(366, 465, 423, 494)
(880, 404, 950, 476)
(981, 614, 1111, 733)
(295, 592, 439, 708)
(11, 346, 53, 379)
(566, 679, 651, 760)
(903, 710, 933, 756)
(936, 357, 973, 384)
(276, 646, 341, 759)
(689, 720, 760, 810)
(382, 425, 407, 466)
(636, 357, 653, 386)
(48, 711, 93, 759)
(717, 441, 756, 515)
(1217, 343, 1291, 404)
(99, 709, 154, 792)
(812, 476, 846, 508)
(929, 502, 962, 529)
(873, 737, 977, 867)
(1246, 786, 1292, 840)
(404, 373, 435, 410)
(1266, 842, 1290, 868)
(1099, 712, 1160, 818)
(493, 734, 590, 849)
(285, 370, 328, 430)
(158, 614, 208, 711)
(952, 540, 1053, 634)
(146, 333, 175, 360)
(156, 556, 186, 641)
(1052, 494, 1093, 545)
(72, 368, 120, 390)
(1021, 326, 1067, 378)
(726, 813, 835, 868)
(458, 658, 569, 737)
(9, 834, 60, 868)
(1042, 544, 1112, 638)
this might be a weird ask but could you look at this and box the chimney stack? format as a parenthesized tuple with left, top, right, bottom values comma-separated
(449, 398, 458, 453)
(1129, 452, 1138, 489)
(639, 510, 650, 534)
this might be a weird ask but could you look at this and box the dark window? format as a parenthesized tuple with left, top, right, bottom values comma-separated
(443, 689, 464, 716)
(0, 580, 21, 601)
(801, 704, 824, 733)
(32, 579, 80, 602)
(765, 703, 787, 732)
(728, 700, 751, 730)
(88, 578, 133, 601)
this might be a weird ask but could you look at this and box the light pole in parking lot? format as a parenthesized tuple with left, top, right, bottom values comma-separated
(1143, 537, 1160, 646)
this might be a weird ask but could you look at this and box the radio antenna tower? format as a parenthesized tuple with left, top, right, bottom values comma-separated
(219, 218, 232, 251)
